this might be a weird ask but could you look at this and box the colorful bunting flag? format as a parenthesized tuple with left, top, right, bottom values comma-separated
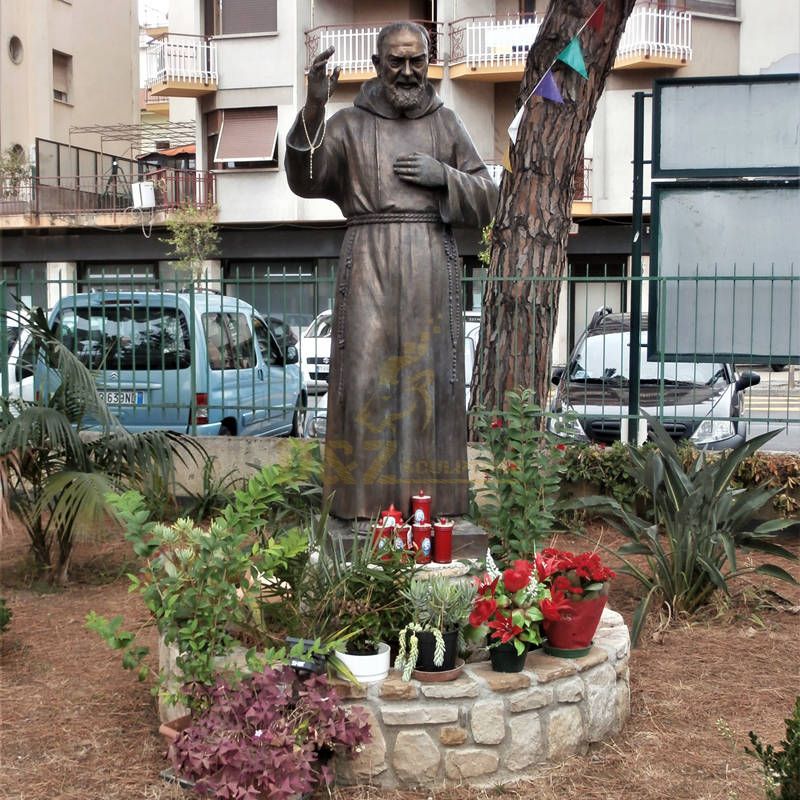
(587, 2, 606, 32)
(508, 104, 525, 145)
(534, 69, 564, 104)
(557, 37, 588, 79)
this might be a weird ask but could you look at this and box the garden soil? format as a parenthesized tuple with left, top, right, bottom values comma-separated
(1, 517, 798, 800)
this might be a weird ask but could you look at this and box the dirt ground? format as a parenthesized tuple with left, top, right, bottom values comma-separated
(1, 517, 798, 800)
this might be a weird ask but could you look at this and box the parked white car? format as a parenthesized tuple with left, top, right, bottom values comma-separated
(3, 310, 34, 401)
(299, 310, 332, 395)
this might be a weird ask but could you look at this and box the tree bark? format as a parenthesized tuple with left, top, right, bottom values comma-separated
(469, 0, 636, 436)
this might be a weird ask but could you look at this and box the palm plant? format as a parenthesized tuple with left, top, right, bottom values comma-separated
(0, 307, 201, 584)
(570, 415, 798, 646)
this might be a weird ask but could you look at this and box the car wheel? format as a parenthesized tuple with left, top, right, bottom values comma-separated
(291, 393, 308, 438)
(770, 364, 785, 372)
(219, 423, 234, 436)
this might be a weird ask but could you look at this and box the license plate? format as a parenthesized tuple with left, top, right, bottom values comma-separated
(99, 390, 145, 406)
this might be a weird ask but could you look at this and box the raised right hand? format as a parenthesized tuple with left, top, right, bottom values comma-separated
(307, 46, 341, 109)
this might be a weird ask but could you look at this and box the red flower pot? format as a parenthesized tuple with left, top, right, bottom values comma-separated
(543, 594, 607, 658)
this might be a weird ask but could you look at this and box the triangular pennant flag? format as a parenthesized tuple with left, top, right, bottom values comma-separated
(533, 69, 564, 104)
(557, 37, 588, 79)
(501, 143, 512, 173)
(587, 2, 606, 32)
(507, 103, 525, 145)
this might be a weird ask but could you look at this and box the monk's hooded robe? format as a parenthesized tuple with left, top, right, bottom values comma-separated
(286, 78, 497, 519)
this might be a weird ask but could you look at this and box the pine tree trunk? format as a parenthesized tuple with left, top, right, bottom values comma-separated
(469, 0, 636, 436)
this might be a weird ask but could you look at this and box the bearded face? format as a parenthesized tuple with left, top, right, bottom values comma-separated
(374, 27, 429, 112)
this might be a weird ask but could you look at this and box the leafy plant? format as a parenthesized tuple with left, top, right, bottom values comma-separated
(0, 597, 11, 633)
(161, 202, 220, 282)
(0, 307, 200, 584)
(570, 416, 798, 646)
(745, 695, 800, 800)
(290, 523, 417, 657)
(171, 665, 372, 800)
(0, 145, 29, 199)
(466, 551, 553, 656)
(179, 454, 244, 522)
(474, 388, 566, 564)
(394, 575, 476, 680)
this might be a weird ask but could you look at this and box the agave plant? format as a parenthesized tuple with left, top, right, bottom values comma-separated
(0, 307, 201, 585)
(570, 414, 798, 646)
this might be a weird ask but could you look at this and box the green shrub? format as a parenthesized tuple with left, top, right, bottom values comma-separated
(474, 389, 566, 564)
(745, 695, 800, 800)
(0, 597, 11, 633)
(569, 417, 798, 646)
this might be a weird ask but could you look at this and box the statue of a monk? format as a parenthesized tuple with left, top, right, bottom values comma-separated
(286, 21, 498, 519)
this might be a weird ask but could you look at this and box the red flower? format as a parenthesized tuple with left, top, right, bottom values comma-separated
(555, 443, 567, 451)
(487, 612, 523, 644)
(490, 418, 503, 429)
(474, 574, 499, 598)
(551, 574, 583, 596)
(502, 561, 532, 594)
(468, 597, 498, 627)
(540, 589, 573, 622)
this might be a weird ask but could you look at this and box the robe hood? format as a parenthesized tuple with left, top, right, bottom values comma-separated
(354, 78, 443, 119)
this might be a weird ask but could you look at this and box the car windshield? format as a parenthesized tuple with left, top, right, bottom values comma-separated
(306, 315, 332, 338)
(569, 331, 722, 384)
(54, 303, 191, 370)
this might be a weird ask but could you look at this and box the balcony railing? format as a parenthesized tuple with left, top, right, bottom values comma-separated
(449, 14, 543, 72)
(144, 34, 218, 96)
(305, 21, 444, 77)
(0, 169, 215, 217)
(617, 2, 692, 66)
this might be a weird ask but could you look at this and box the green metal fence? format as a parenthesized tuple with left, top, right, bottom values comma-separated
(0, 268, 797, 448)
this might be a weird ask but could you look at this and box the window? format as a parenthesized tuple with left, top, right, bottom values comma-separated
(206, 108, 279, 169)
(205, 0, 277, 35)
(202, 312, 255, 369)
(54, 304, 192, 371)
(52, 51, 72, 102)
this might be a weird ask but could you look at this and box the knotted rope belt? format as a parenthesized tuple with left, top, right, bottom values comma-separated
(346, 211, 443, 226)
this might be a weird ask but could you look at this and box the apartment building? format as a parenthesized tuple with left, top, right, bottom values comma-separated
(1, 1, 797, 359)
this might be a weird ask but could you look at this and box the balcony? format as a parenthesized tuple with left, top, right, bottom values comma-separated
(144, 34, 218, 98)
(0, 169, 215, 227)
(304, 22, 445, 83)
(449, 14, 543, 82)
(449, 4, 691, 82)
(615, 2, 692, 69)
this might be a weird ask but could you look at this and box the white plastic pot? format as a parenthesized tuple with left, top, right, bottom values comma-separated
(334, 642, 391, 684)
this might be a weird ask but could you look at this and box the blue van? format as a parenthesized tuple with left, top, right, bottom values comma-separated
(37, 291, 306, 437)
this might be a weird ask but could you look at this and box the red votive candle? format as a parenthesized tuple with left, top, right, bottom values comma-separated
(411, 522, 432, 564)
(433, 517, 454, 564)
(410, 489, 432, 524)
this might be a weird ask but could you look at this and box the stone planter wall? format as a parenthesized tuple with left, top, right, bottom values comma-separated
(332, 608, 631, 789)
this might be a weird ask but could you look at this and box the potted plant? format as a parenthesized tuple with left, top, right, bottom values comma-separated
(395, 575, 476, 681)
(290, 521, 417, 685)
(466, 550, 564, 672)
(167, 664, 372, 800)
(535, 547, 616, 658)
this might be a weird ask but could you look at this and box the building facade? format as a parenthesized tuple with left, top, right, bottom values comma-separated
(1, 1, 798, 361)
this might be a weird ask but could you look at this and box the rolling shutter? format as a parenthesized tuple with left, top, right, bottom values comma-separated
(214, 108, 278, 162)
(221, 0, 277, 35)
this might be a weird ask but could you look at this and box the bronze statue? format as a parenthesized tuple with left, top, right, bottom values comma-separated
(286, 21, 497, 519)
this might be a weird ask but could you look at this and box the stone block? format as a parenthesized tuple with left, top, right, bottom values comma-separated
(615, 678, 631, 730)
(420, 676, 479, 699)
(525, 651, 577, 683)
(574, 647, 609, 672)
(382, 704, 459, 726)
(615, 661, 629, 680)
(329, 678, 368, 700)
(439, 725, 467, 746)
(337, 707, 387, 781)
(509, 686, 552, 713)
(470, 700, 506, 745)
(597, 628, 631, 661)
(444, 748, 500, 780)
(380, 677, 418, 700)
(393, 731, 441, 784)
(546, 704, 585, 761)
(597, 608, 625, 629)
(469, 661, 531, 692)
(506, 711, 543, 771)
(555, 676, 585, 703)
(584, 663, 618, 742)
